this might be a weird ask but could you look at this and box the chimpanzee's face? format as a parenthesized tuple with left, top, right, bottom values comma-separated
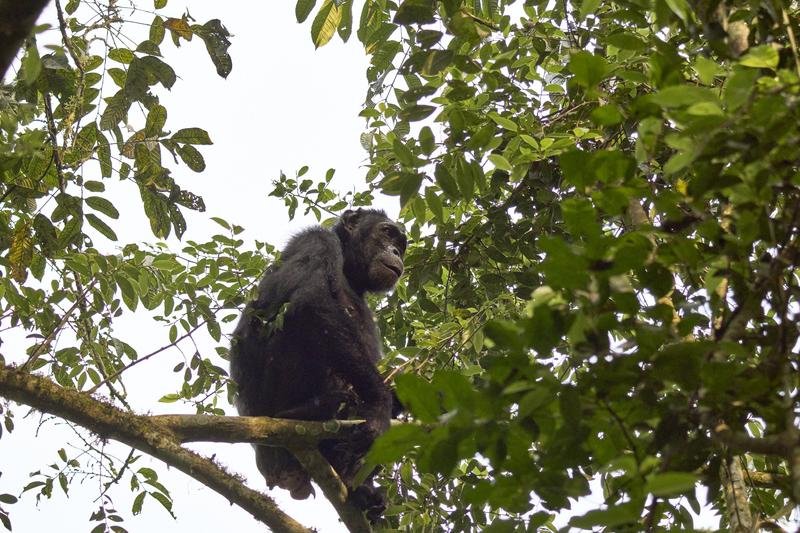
(342, 210, 407, 293)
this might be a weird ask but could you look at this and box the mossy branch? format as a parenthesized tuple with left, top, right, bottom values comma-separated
(0, 364, 384, 532)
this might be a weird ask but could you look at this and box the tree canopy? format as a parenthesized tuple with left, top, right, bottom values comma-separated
(0, 0, 799, 532)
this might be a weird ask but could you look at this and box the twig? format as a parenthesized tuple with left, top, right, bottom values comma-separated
(21, 278, 98, 370)
(781, 7, 800, 78)
(43, 91, 66, 190)
(86, 320, 206, 394)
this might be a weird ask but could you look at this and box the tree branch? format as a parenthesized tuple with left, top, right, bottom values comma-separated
(150, 414, 365, 446)
(0, 0, 50, 81)
(0, 364, 310, 533)
(712, 423, 792, 456)
(295, 449, 371, 533)
(720, 455, 753, 532)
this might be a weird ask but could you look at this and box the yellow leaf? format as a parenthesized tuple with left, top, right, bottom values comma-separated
(9, 220, 33, 283)
(311, 0, 341, 49)
(164, 17, 193, 41)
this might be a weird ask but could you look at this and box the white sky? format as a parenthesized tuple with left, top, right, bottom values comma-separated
(1, 3, 380, 532)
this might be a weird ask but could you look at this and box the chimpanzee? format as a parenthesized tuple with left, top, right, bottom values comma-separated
(229, 208, 406, 519)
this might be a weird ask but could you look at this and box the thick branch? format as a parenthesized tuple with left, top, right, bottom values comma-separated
(295, 450, 371, 533)
(713, 423, 792, 456)
(720, 456, 753, 532)
(0, 0, 50, 81)
(150, 414, 364, 446)
(0, 364, 310, 533)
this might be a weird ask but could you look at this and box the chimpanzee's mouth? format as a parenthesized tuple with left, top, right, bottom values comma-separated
(382, 262, 402, 277)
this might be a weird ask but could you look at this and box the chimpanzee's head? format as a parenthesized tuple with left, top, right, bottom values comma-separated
(334, 209, 406, 294)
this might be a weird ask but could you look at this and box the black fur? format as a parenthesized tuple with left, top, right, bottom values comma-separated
(230, 208, 406, 518)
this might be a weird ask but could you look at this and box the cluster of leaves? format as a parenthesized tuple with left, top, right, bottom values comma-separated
(0, 1, 254, 529)
(295, 0, 800, 530)
(1, 0, 231, 286)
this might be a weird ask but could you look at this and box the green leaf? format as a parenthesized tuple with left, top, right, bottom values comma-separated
(568, 51, 609, 88)
(723, 67, 759, 111)
(391, 139, 414, 167)
(419, 126, 435, 154)
(739, 45, 779, 69)
(694, 56, 720, 85)
(97, 132, 112, 177)
(367, 424, 428, 463)
(86, 196, 120, 219)
(154, 0, 167, 7)
(132, 492, 146, 515)
(519, 134, 538, 149)
(487, 112, 517, 132)
(645, 472, 698, 496)
(108, 48, 135, 64)
(395, 373, 440, 423)
(207, 320, 221, 342)
(145, 104, 167, 136)
(560, 150, 593, 188)
(193, 20, 233, 78)
(116, 274, 138, 311)
(311, 0, 341, 48)
(65, 0, 80, 14)
(177, 144, 206, 172)
(399, 172, 424, 208)
(22, 44, 42, 85)
(140, 55, 176, 89)
(578, 0, 601, 18)
(590, 104, 623, 126)
(337, 0, 353, 41)
(570, 505, 639, 529)
(484, 320, 523, 351)
(455, 158, 474, 201)
(394, 0, 436, 25)
(33, 214, 58, 254)
(664, 0, 691, 22)
(150, 15, 166, 44)
(399, 104, 436, 122)
(650, 85, 716, 108)
(421, 50, 453, 75)
(86, 214, 118, 241)
(424, 187, 443, 221)
(607, 32, 646, 50)
(171, 128, 212, 145)
(296, 0, 317, 22)
(488, 153, 512, 172)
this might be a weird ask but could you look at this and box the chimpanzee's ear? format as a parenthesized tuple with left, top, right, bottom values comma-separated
(341, 209, 363, 233)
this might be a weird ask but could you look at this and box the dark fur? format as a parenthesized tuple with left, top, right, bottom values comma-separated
(230, 209, 406, 518)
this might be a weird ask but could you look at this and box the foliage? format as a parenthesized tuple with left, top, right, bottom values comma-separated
(291, 0, 800, 530)
(0, 0, 799, 531)
(0, 1, 253, 531)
